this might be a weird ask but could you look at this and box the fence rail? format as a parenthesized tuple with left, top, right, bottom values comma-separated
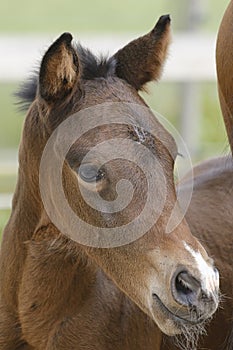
(0, 33, 217, 82)
(0, 194, 12, 210)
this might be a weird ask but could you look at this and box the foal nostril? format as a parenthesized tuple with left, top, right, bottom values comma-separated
(172, 271, 201, 306)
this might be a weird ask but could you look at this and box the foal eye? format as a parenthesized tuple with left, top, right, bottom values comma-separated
(78, 163, 105, 183)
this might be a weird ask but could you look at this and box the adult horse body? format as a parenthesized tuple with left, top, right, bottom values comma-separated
(163, 2, 233, 348)
(163, 156, 233, 350)
(216, 0, 233, 155)
(0, 15, 219, 350)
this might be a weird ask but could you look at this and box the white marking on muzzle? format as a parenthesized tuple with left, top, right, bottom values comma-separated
(183, 242, 219, 296)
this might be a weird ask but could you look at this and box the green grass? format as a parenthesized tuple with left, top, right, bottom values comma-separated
(142, 81, 227, 159)
(0, 83, 24, 148)
(0, 0, 229, 34)
(0, 174, 17, 193)
(0, 210, 10, 240)
(200, 83, 229, 158)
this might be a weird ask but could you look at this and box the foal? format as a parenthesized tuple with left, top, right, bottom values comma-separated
(0, 16, 219, 349)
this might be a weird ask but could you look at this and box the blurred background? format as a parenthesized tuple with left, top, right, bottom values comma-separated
(0, 0, 230, 236)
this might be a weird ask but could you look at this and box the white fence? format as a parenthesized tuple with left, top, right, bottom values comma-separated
(0, 33, 217, 82)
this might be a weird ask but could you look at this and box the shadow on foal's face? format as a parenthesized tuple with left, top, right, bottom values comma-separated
(25, 15, 219, 336)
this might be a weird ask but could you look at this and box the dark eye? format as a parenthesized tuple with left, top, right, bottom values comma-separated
(78, 163, 105, 183)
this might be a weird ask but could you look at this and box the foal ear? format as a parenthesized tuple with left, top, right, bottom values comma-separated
(39, 33, 80, 103)
(114, 15, 171, 90)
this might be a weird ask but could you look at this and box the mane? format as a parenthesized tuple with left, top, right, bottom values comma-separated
(15, 43, 116, 110)
(76, 44, 116, 80)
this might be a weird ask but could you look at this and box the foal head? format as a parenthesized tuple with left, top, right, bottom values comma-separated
(19, 15, 219, 336)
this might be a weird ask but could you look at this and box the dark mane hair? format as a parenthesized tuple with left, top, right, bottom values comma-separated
(16, 43, 116, 110)
(76, 44, 116, 80)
